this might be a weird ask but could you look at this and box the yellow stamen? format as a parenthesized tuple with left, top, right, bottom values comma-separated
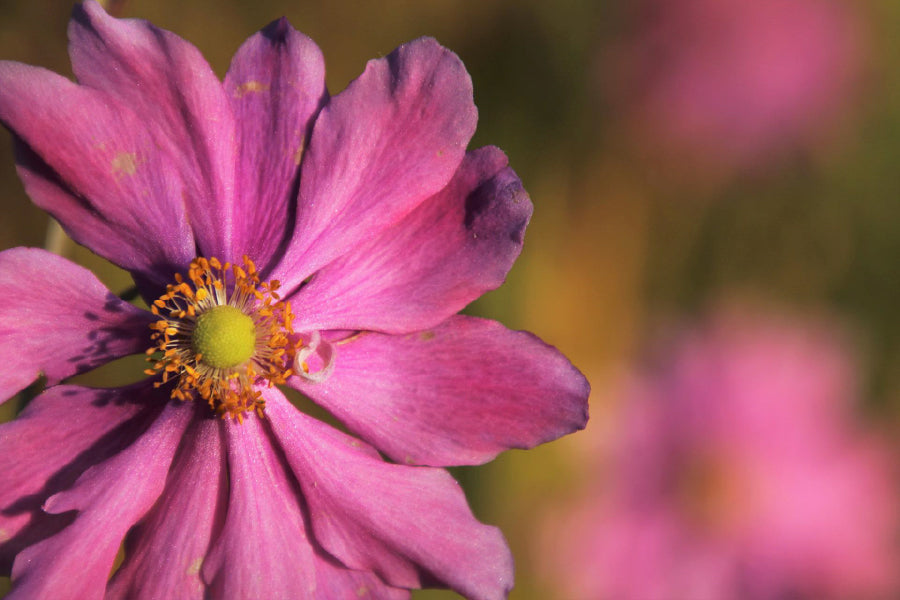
(145, 256, 300, 420)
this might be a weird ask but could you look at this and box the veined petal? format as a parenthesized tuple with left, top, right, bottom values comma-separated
(201, 413, 410, 599)
(8, 401, 192, 600)
(266, 391, 514, 600)
(292, 146, 531, 334)
(313, 554, 411, 600)
(292, 316, 590, 466)
(224, 18, 327, 275)
(272, 37, 477, 290)
(0, 384, 155, 571)
(107, 414, 226, 600)
(69, 0, 237, 261)
(0, 248, 154, 404)
(202, 415, 317, 599)
(0, 64, 194, 281)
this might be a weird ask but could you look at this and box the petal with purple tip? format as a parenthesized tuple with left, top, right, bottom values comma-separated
(292, 146, 531, 334)
(267, 390, 514, 599)
(292, 316, 590, 467)
(272, 37, 478, 290)
(224, 18, 327, 274)
(0, 248, 154, 404)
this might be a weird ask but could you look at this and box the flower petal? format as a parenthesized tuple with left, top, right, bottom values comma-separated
(292, 146, 531, 333)
(312, 554, 411, 600)
(292, 316, 590, 466)
(0, 64, 195, 281)
(0, 248, 154, 404)
(8, 400, 191, 600)
(272, 37, 477, 290)
(201, 415, 317, 598)
(267, 391, 514, 600)
(224, 18, 327, 274)
(106, 414, 226, 600)
(0, 384, 155, 571)
(68, 0, 237, 260)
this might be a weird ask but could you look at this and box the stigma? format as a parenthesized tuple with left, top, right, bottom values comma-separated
(145, 256, 298, 421)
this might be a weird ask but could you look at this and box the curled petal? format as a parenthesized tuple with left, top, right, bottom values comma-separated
(292, 316, 590, 466)
(294, 330, 336, 383)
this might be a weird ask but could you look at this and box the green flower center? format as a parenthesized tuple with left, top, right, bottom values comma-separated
(191, 305, 256, 369)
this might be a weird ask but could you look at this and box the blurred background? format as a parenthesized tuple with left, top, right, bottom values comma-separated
(1, 0, 899, 598)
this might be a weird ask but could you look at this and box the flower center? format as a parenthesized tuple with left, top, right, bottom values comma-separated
(145, 256, 298, 420)
(192, 305, 256, 369)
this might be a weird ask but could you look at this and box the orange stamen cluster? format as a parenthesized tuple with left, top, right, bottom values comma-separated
(145, 256, 298, 421)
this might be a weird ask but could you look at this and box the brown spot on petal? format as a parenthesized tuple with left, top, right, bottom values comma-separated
(111, 152, 140, 179)
(187, 557, 203, 575)
(420, 330, 436, 341)
(234, 80, 270, 98)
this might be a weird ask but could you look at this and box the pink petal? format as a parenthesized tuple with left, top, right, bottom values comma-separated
(312, 554, 410, 600)
(292, 315, 590, 466)
(272, 37, 477, 290)
(267, 391, 514, 599)
(0, 384, 154, 570)
(292, 146, 531, 334)
(201, 415, 317, 598)
(106, 414, 226, 600)
(0, 248, 154, 403)
(0, 64, 195, 281)
(9, 401, 192, 600)
(224, 18, 327, 274)
(69, 0, 237, 261)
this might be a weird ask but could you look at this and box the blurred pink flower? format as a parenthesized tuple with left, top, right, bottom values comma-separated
(612, 0, 865, 174)
(0, 1, 590, 598)
(544, 308, 898, 599)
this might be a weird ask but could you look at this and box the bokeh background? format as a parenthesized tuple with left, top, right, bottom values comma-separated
(1, 0, 899, 598)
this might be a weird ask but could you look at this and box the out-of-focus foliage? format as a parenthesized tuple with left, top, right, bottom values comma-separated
(1, 0, 899, 598)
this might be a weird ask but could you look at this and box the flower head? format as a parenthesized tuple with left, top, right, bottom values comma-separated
(0, 2, 590, 598)
(542, 308, 898, 599)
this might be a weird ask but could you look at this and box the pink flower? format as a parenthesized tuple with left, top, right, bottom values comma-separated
(611, 0, 865, 174)
(543, 309, 898, 599)
(0, 2, 590, 598)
